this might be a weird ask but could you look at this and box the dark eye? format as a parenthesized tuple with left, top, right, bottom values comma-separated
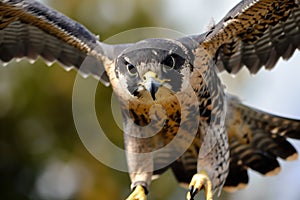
(126, 63, 138, 76)
(161, 55, 176, 70)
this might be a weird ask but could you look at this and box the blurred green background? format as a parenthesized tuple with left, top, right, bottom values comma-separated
(0, 0, 300, 200)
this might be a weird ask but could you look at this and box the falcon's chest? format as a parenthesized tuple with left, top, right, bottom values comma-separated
(126, 89, 182, 143)
(121, 83, 203, 147)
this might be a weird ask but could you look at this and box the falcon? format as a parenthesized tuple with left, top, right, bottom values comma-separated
(1, 0, 300, 199)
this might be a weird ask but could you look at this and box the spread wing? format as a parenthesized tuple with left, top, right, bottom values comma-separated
(200, 0, 300, 74)
(0, 0, 128, 85)
(170, 95, 300, 192)
(224, 95, 300, 191)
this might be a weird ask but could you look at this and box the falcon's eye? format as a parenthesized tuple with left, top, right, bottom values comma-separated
(161, 55, 176, 70)
(126, 63, 138, 76)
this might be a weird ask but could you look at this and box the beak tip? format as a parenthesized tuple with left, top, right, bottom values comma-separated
(150, 82, 159, 100)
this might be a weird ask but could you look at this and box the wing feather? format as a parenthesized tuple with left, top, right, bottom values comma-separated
(224, 95, 300, 191)
(0, 0, 128, 85)
(199, 0, 300, 74)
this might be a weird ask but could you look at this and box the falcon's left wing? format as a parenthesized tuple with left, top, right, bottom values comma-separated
(0, 0, 128, 85)
(198, 0, 300, 74)
(223, 95, 300, 191)
(169, 95, 300, 192)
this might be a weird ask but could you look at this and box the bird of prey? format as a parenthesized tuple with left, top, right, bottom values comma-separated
(1, 0, 300, 200)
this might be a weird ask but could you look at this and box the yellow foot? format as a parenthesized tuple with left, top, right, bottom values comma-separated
(186, 171, 213, 200)
(126, 185, 147, 200)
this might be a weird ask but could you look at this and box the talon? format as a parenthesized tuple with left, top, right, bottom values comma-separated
(187, 186, 198, 200)
(126, 185, 147, 200)
(186, 171, 213, 200)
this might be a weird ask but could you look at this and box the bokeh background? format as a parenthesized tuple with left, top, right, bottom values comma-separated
(0, 0, 300, 199)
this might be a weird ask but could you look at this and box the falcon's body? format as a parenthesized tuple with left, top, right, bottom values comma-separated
(1, 0, 300, 199)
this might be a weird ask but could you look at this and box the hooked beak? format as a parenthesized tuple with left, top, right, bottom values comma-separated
(142, 71, 163, 100)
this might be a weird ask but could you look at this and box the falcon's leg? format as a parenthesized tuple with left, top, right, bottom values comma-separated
(123, 119, 154, 200)
(124, 137, 153, 200)
(186, 126, 230, 200)
(187, 171, 213, 200)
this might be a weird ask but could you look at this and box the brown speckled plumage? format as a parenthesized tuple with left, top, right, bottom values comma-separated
(1, 0, 300, 199)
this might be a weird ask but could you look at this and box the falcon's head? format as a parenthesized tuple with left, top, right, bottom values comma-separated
(114, 38, 194, 102)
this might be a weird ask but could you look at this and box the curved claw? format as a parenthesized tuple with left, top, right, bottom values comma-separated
(186, 171, 213, 200)
(187, 186, 199, 200)
(126, 185, 147, 200)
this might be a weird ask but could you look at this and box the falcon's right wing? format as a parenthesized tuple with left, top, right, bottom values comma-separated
(0, 0, 128, 85)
